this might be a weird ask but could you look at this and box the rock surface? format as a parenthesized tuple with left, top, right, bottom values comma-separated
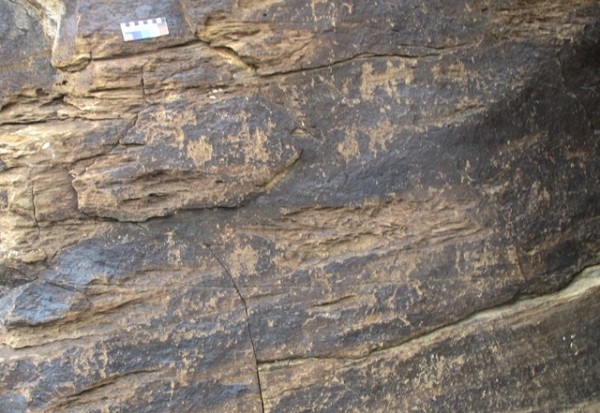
(0, 0, 599, 411)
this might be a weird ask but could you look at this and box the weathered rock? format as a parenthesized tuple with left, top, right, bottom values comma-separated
(260, 266, 600, 412)
(0, 0, 58, 123)
(71, 96, 300, 221)
(0, 0, 599, 411)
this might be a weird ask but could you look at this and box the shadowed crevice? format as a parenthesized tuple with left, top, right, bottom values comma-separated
(206, 244, 266, 413)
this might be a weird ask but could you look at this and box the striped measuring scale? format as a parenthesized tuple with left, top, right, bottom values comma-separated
(120, 17, 169, 41)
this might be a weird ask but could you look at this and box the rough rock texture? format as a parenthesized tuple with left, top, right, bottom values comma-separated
(0, 0, 599, 411)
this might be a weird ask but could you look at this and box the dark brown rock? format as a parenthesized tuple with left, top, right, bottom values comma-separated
(0, 0, 599, 411)
(71, 96, 300, 221)
(260, 267, 600, 412)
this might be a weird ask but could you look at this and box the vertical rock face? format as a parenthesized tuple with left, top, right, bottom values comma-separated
(0, 0, 599, 411)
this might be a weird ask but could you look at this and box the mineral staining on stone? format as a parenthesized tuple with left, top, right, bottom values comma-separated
(0, 0, 599, 411)
(71, 96, 300, 222)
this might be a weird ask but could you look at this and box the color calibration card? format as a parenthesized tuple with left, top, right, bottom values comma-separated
(120, 18, 169, 41)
